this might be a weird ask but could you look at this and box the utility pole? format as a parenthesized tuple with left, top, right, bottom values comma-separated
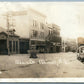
(6, 12, 10, 56)
(62, 39, 66, 52)
(4, 13, 12, 55)
(4, 12, 16, 55)
(2, 3, 11, 55)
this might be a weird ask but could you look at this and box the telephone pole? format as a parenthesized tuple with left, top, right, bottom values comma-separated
(3, 13, 12, 55)
(3, 3, 15, 55)
(6, 12, 10, 56)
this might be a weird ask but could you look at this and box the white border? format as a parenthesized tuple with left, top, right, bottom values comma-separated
(0, 78, 84, 82)
(0, 1, 84, 82)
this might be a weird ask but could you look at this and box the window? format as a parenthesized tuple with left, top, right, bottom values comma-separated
(16, 41, 18, 53)
(33, 20, 38, 27)
(49, 29, 52, 35)
(31, 41, 35, 45)
(13, 41, 15, 52)
(9, 41, 12, 52)
(40, 32, 44, 38)
(40, 23, 44, 29)
(32, 30, 38, 37)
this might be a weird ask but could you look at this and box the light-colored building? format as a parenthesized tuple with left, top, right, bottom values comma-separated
(8, 8, 47, 39)
(0, 8, 62, 54)
(3, 8, 47, 53)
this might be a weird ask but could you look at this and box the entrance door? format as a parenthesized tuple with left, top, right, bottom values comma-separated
(56, 46, 60, 52)
(9, 41, 19, 54)
(0, 40, 7, 54)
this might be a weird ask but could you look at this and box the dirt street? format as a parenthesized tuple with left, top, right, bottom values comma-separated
(0, 52, 84, 78)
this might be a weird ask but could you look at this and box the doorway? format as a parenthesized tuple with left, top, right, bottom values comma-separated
(56, 46, 60, 53)
(0, 40, 8, 54)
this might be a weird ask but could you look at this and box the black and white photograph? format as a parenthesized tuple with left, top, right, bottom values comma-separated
(0, 2, 83, 78)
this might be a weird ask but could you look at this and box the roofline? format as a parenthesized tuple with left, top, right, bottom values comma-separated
(29, 8, 46, 18)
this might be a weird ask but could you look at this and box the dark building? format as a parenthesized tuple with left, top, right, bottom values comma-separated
(46, 24, 62, 53)
(0, 27, 19, 54)
(19, 38, 29, 54)
(0, 27, 30, 55)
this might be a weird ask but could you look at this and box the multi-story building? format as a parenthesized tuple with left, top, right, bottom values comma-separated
(3, 8, 47, 53)
(27, 8, 47, 53)
(46, 24, 62, 53)
(0, 8, 62, 54)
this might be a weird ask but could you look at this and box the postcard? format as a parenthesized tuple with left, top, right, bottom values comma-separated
(0, 1, 84, 82)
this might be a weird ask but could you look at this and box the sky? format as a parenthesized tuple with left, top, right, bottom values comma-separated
(0, 2, 84, 39)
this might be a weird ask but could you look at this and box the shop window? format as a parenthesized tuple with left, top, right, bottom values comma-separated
(13, 41, 15, 52)
(16, 41, 18, 53)
(9, 41, 12, 52)
(31, 41, 35, 45)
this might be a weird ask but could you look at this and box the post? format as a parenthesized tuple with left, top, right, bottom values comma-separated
(18, 40, 20, 54)
(29, 39, 31, 50)
(12, 40, 13, 54)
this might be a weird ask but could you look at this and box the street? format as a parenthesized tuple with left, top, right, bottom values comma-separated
(0, 52, 84, 78)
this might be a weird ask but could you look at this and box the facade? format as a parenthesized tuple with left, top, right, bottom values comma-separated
(62, 38, 77, 52)
(0, 8, 62, 54)
(19, 38, 29, 54)
(77, 37, 84, 47)
(46, 24, 62, 53)
(28, 8, 47, 52)
(0, 27, 19, 54)
(6, 8, 47, 53)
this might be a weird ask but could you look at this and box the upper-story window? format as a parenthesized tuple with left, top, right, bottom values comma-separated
(32, 30, 38, 37)
(49, 29, 52, 35)
(33, 20, 38, 27)
(40, 32, 44, 38)
(40, 23, 44, 29)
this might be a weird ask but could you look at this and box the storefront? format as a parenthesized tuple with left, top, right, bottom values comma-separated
(9, 36, 19, 54)
(19, 38, 29, 54)
(30, 40, 46, 53)
(0, 31, 19, 55)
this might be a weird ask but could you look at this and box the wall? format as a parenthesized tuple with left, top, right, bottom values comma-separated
(12, 13, 30, 38)
(28, 8, 47, 41)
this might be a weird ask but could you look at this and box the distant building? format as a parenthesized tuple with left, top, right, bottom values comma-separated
(62, 38, 77, 52)
(77, 37, 84, 47)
